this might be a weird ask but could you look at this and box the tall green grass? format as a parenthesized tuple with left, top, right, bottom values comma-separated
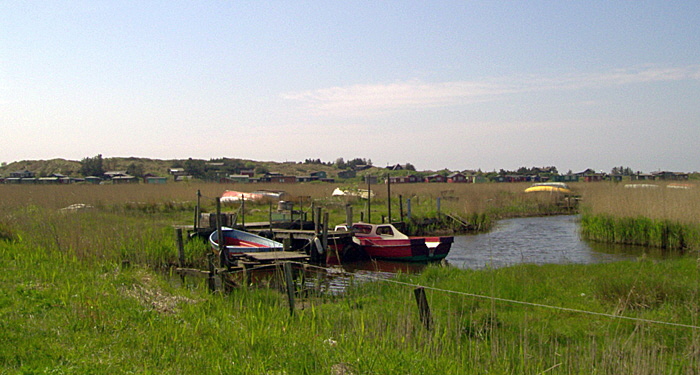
(580, 214, 700, 251)
(2, 182, 700, 373)
(575, 182, 700, 251)
(3, 234, 700, 373)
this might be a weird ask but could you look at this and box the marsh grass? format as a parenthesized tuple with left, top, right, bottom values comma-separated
(2, 182, 700, 373)
(578, 182, 700, 250)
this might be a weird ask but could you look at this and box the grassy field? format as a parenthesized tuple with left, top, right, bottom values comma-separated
(2, 181, 700, 373)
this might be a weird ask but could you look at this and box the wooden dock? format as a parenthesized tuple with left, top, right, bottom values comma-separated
(242, 251, 310, 263)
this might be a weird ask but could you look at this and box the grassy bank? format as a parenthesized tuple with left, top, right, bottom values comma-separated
(2, 182, 699, 373)
(3, 236, 700, 373)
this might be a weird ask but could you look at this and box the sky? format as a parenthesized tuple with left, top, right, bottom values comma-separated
(2, 1, 699, 174)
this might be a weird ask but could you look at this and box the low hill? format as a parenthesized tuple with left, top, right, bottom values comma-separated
(0, 157, 359, 179)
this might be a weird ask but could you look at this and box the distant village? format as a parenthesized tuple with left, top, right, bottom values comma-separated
(0, 160, 691, 185)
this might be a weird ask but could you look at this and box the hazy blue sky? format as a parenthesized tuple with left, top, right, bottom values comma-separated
(2, 1, 699, 173)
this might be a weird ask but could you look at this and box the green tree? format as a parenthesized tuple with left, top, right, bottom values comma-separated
(79, 154, 105, 177)
(255, 165, 269, 175)
(184, 158, 206, 179)
(127, 163, 145, 178)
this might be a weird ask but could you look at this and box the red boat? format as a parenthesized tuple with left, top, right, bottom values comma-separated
(342, 222, 453, 262)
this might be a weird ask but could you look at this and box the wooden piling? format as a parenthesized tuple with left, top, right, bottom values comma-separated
(386, 173, 392, 223)
(175, 227, 185, 267)
(414, 287, 432, 330)
(366, 175, 371, 223)
(322, 212, 329, 251)
(194, 189, 201, 232)
(215, 198, 224, 267)
(283, 262, 295, 316)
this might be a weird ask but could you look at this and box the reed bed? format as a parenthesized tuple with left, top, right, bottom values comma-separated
(576, 182, 700, 250)
(2, 181, 699, 373)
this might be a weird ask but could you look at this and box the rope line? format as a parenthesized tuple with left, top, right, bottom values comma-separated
(284, 261, 700, 330)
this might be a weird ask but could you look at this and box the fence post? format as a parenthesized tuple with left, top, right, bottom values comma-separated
(414, 287, 432, 330)
(175, 227, 185, 267)
(345, 204, 353, 226)
(283, 262, 295, 316)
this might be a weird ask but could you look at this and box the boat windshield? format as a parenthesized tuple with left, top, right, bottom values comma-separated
(352, 224, 373, 234)
(376, 226, 394, 236)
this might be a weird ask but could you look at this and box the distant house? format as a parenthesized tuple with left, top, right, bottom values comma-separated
(104, 171, 128, 179)
(652, 171, 688, 181)
(337, 170, 356, 179)
(225, 174, 250, 183)
(169, 168, 185, 176)
(239, 169, 255, 177)
(310, 171, 327, 180)
(388, 175, 419, 184)
(425, 174, 446, 183)
(551, 174, 579, 183)
(262, 173, 296, 183)
(575, 169, 605, 182)
(447, 172, 467, 183)
(112, 175, 138, 184)
(85, 176, 102, 184)
(38, 177, 60, 184)
(145, 175, 167, 184)
(633, 173, 655, 181)
(10, 170, 35, 178)
(491, 175, 528, 183)
(386, 164, 404, 171)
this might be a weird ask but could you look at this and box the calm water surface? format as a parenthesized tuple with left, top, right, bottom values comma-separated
(446, 215, 654, 270)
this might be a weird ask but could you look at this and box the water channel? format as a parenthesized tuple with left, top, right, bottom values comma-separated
(344, 215, 671, 274)
(446, 214, 648, 270)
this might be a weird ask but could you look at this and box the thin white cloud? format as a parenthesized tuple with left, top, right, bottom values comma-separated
(283, 65, 700, 116)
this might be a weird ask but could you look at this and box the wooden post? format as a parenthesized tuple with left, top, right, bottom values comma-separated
(241, 196, 245, 228)
(386, 173, 391, 223)
(345, 204, 353, 226)
(283, 262, 295, 316)
(269, 201, 273, 233)
(406, 198, 412, 219)
(175, 227, 185, 267)
(436, 197, 441, 216)
(322, 212, 329, 253)
(366, 174, 371, 223)
(314, 206, 322, 234)
(194, 189, 201, 232)
(414, 287, 432, 330)
(399, 194, 404, 222)
(216, 198, 224, 267)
